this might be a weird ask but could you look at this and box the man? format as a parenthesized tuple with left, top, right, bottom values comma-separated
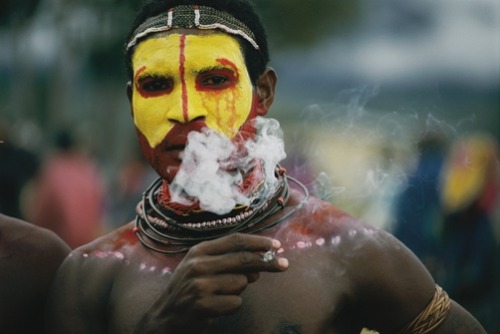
(46, 0, 486, 333)
(0, 213, 70, 333)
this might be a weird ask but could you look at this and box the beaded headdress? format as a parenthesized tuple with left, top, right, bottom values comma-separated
(126, 5, 260, 51)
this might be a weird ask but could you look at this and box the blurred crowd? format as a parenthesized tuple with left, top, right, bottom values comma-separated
(1, 116, 499, 331)
(391, 132, 500, 333)
(0, 118, 156, 249)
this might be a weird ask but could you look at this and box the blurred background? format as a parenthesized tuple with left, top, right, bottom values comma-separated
(0, 0, 499, 331)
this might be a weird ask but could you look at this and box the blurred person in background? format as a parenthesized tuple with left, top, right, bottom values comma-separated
(436, 133, 499, 333)
(392, 133, 449, 276)
(28, 127, 106, 248)
(106, 142, 157, 230)
(392, 132, 499, 333)
(0, 118, 40, 220)
(0, 213, 70, 333)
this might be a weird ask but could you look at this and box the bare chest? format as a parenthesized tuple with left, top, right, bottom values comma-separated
(106, 247, 353, 334)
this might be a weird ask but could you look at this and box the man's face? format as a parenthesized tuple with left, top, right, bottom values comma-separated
(130, 31, 257, 182)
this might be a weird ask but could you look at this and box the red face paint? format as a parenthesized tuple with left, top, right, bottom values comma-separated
(179, 34, 188, 123)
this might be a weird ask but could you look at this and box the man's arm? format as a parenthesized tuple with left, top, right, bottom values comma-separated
(435, 300, 485, 333)
(348, 228, 486, 333)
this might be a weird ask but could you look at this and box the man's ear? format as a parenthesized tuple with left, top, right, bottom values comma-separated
(255, 67, 277, 116)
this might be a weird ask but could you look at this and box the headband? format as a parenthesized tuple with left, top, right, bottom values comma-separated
(126, 5, 260, 51)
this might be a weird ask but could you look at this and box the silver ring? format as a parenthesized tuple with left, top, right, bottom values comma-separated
(260, 250, 275, 263)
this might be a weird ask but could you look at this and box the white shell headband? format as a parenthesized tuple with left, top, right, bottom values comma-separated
(126, 5, 260, 51)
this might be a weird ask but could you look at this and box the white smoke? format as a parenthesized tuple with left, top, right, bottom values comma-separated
(170, 117, 286, 215)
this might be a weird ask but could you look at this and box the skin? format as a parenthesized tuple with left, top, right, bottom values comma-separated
(45, 29, 486, 334)
(0, 213, 70, 334)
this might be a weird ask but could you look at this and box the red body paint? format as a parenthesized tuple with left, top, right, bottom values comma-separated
(111, 227, 140, 251)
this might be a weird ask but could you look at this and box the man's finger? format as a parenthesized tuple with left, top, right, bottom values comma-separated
(198, 251, 289, 274)
(190, 233, 281, 256)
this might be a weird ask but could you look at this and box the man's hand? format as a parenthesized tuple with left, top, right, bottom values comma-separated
(133, 233, 288, 334)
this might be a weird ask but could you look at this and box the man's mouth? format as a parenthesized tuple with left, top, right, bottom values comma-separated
(165, 145, 185, 159)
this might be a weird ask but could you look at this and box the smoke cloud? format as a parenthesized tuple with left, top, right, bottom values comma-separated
(170, 117, 286, 215)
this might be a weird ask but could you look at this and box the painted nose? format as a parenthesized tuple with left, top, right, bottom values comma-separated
(167, 85, 206, 124)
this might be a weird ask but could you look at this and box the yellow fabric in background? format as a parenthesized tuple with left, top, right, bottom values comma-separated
(440, 134, 497, 213)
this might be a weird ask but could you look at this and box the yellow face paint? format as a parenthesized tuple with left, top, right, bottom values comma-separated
(131, 33, 253, 148)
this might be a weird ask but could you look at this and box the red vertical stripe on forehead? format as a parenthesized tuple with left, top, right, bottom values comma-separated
(179, 34, 188, 123)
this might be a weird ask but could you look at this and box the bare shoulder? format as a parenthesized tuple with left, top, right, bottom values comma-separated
(282, 193, 378, 241)
(46, 222, 138, 334)
(52, 221, 138, 287)
(343, 222, 486, 332)
(0, 214, 70, 334)
(0, 213, 70, 275)
(285, 197, 486, 333)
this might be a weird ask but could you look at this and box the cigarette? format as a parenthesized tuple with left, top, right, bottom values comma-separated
(260, 250, 275, 263)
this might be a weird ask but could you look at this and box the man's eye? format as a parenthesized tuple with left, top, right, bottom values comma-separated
(139, 77, 173, 94)
(196, 71, 237, 91)
(202, 76, 229, 86)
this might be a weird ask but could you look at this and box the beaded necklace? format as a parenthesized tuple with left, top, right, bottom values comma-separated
(134, 166, 309, 254)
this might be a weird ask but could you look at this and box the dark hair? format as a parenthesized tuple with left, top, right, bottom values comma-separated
(124, 0, 269, 84)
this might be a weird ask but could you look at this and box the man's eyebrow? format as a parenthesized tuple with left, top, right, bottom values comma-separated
(195, 58, 240, 76)
(195, 65, 236, 75)
(134, 67, 173, 80)
(216, 58, 238, 73)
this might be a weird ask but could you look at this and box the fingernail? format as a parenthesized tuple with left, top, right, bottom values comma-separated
(272, 239, 281, 249)
(278, 258, 289, 269)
